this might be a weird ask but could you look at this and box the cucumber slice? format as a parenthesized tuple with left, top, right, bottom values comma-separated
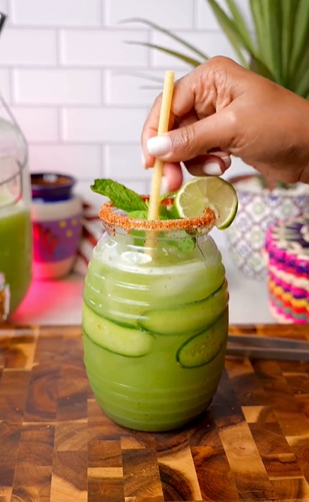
(177, 309, 228, 368)
(82, 302, 153, 357)
(139, 281, 228, 336)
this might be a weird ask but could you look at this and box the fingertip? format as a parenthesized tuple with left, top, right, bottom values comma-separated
(141, 128, 158, 168)
(210, 151, 231, 169)
(202, 162, 223, 176)
(142, 151, 155, 169)
(163, 163, 183, 192)
(184, 155, 231, 178)
(146, 154, 156, 169)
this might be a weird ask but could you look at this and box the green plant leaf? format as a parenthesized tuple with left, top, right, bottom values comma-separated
(281, 0, 299, 86)
(290, 0, 309, 76)
(225, 0, 255, 53)
(205, 0, 248, 66)
(294, 64, 309, 98)
(288, 34, 309, 94)
(124, 1, 309, 102)
(249, 0, 269, 67)
(249, 56, 276, 81)
(249, 0, 283, 83)
(264, 0, 283, 84)
(126, 41, 203, 67)
(122, 18, 209, 61)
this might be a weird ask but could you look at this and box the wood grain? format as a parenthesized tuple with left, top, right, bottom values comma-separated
(0, 323, 308, 502)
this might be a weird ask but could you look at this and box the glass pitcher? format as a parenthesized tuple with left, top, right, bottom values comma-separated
(0, 95, 32, 322)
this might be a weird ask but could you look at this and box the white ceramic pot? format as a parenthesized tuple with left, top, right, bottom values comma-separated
(31, 195, 82, 280)
(224, 175, 309, 280)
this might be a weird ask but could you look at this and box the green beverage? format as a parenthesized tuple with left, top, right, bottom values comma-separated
(0, 205, 32, 313)
(83, 229, 229, 431)
(0, 112, 33, 319)
(82, 177, 238, 431)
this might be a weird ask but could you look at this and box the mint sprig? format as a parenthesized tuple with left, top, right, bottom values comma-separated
(91, 179, 147, 212)
(127, 210, 148, 220)
(91, 178, 196, 254)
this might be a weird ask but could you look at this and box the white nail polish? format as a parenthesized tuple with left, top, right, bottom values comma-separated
(211, 152, 231, 167)
(202, 162, 223, 176)
(160, 176, 169, 195)
(147, 135, 171, 156)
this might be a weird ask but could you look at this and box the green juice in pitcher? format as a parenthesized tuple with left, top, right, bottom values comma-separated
(0, 107, 32, 319)
(0, 205, 32, 313)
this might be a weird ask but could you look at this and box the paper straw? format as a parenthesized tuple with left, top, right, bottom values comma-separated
(147, 71, 175, 221)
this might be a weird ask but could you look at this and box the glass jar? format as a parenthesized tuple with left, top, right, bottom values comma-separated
(0, 96, 32, 321)
(82, 202, 229, 431)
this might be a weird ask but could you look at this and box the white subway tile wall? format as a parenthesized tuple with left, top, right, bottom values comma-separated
(0, 0, 253, 223)
(0, 28, 57, 65)
(11, 0, 102, 26)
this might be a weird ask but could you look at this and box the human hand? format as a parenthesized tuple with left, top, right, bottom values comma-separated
(141, 57, 309, 191)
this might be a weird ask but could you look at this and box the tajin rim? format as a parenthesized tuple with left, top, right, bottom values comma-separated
(99, 197, 216, 232)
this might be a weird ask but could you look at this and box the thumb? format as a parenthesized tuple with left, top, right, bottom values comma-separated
(146, 111, 234, 163)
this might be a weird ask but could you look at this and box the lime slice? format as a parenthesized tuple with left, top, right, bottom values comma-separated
(172, 177, 238, 230)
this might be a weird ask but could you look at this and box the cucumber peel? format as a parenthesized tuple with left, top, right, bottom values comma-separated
(177, 309, 228, 368)
(82, 302, 154, 357)
(139, 281, 228, 336)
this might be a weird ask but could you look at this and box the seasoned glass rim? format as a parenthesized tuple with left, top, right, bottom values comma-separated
(99, 197, 216, 233)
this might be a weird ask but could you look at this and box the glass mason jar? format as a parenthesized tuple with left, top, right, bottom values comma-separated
(82, 200, 229, 432)
(0, 96, 32, 321)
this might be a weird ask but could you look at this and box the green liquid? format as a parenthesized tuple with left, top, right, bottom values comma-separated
(83, 236, 228, 431)
(0, 208, 32, 314)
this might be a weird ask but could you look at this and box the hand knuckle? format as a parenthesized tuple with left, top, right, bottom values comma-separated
(209, 55, 230, 68)
(225, 109, 238, 128)
(174, 127, 196, 156)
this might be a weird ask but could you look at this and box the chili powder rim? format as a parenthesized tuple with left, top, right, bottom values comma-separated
(99, 197, 216, 232)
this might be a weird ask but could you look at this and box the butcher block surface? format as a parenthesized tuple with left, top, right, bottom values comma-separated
(0, 323, 309, 502)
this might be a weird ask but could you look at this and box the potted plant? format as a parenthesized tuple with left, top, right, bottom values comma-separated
(124, 0, 309, 280)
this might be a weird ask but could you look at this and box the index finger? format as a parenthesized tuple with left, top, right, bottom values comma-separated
(141, 72, 195, 168)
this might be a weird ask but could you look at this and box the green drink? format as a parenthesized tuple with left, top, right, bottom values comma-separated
(83, 218, 229, 431)
(0, 205, 32, 313)
(82, 176, 238, 431)
(0, 112, 33, 319)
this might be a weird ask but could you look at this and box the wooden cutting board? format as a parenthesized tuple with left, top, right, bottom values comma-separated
(0, 324, 309, 502)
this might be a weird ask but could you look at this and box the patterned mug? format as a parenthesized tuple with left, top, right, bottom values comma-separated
(224, 174, 309, 280)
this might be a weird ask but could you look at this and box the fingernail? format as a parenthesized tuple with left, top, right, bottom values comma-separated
(211, 152, 231, 168)
(202, 162, 223, 176)
(147, 135, 171, 156)
(160, 176, 169, 195)
(221, 156, 231, 168)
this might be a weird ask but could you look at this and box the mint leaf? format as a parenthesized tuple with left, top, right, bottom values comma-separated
(91, 179, 147, 212)
(169, 236, 195, 253)
(159, 205, 173, 219)
(127, 210, 148, 220)
(160, 191, 177, 201)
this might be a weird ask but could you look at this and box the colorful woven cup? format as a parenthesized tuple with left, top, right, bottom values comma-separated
(264, 214, 309, 323)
